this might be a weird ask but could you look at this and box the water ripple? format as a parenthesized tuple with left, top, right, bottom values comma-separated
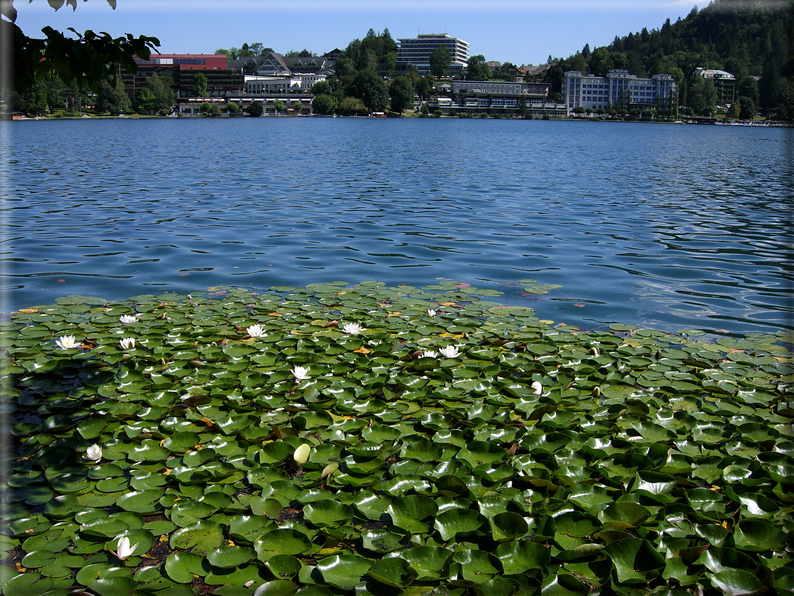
(4, 118, 792, 333)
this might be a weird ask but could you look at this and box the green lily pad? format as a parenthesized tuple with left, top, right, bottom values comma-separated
(316, 554, 372, 591)
(170, 520, 225, 555)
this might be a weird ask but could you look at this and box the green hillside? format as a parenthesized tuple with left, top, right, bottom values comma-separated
(544, 0, 794, 119)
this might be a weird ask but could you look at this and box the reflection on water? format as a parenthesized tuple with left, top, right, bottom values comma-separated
(4, 118, 792, 334)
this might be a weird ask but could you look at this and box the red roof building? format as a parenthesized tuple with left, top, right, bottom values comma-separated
(134, 54, 228, 70)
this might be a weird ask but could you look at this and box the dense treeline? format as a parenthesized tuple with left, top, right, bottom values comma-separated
(310, 28, 434, 116)
(543, 0, 794, 118)
(4, 71, 176, 117)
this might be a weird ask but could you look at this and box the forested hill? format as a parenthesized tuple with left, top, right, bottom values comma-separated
(544, 0, 794, 118)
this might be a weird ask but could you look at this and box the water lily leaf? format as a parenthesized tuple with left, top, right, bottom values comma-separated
(361, 528, 409, 553)
(387, 495, 438, 534)
(80, 516, 130, 538)
(205, 563, 265, 586)
(115, 490, 162, 515)
(21, 550, 57, 568)
(262, 554, 301, 581)
(253, 580, 300, 596)
(316, 554, 372, 591)
(170, 499, 217, 527)
(400, 437, 443, 462)
(365, 557, 416, 589)
(568, 484, 617, 512)
(170, 520, 225, 555)
(434, 508, 487, 541)
(456, 441, 505, 466)
(733, 519, 786, 552)
(399, 546, 454, 581)
(706, 569, 764, 596)
(162, 432, 199, 453)
(43, 495, 81, 519)
(76, 563, 133, 586)
(694, 523, 732, 547)
(490, 511, 529, 542)
(605, 539, 665, 584)
(207, 545, 256, 569)
(352, 492, 393, 520)
(494, 540, 551, 575)
(597, 502, 651, 529)
(254, 529, 313, 562)
(303, 500, 353, 528)
(539, 572, 589, 595)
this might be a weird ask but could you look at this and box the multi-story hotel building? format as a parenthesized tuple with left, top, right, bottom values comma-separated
(397, 34, 469, 73)
(124, 54, 244, 99)
(562, 69, 677, 115)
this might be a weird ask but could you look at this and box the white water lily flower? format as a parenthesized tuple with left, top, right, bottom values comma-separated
(247, 324, 265, 338)
(119, 338, 135, 350)
(292, 366, 310, 381)
(590, 347, 600, 356)
(293, 444, 311, 465)
(439, 345, 460, 358)
(531, 381, 543, 395)
(342, 322, 363, 335)
(421, 350, 438, 358)
(56, 335, 79, 350)
(112, 536, 139, 561)
(119, 314, 138, 325)
(84, 444, 102, 462)
(427, 309, 437, 317)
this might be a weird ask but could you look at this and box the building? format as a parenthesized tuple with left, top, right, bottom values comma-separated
(244, 72, 327, 94)
(231, 52, 332, 93)
(561, 69, 677, 115)
(123, 54, 244, 100)
(134, 54, 228, 70)
(695, 68, 736, 106)
(436, 79, 564, 116)
(396, 34, 469, 73)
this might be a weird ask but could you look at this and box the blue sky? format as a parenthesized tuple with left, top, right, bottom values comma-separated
(13, 0, 703, 66)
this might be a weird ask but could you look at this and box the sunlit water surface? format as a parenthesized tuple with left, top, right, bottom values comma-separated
(3, 118, 792, 335)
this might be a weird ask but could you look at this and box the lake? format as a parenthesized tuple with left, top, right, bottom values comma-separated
(3, 117, 792, 335)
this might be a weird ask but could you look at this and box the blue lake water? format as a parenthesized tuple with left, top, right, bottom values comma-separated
(3, 118, 792, 335)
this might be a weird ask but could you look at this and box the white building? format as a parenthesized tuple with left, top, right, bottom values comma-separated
(562, 69, 677, 115)
(397, 33, 469, 73)
(244, 73, 327, 94)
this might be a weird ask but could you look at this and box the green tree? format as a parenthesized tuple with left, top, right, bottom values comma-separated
(337, 96, 367, 116)
(274, 99, 285, 114)
(429, 45, 451, 78)
(389, 76, 414, 114)
(738, 96, 756, 119)
(192, 73, 208, 97)
(466, 55, 490, 80)
(312, 93, 336, 115)
(96, 78, 131, 115)
(383, 52, 397, 76)
(415, 75, 434, 101)
(133, 87, 155, 114)
(245, 101, 263, 117)
(199, 102, 210, 115)
(2, 0, 159, 94)
(736, 76, 759, 107)
(727, 102, 740, 118)
(351, 70, 388, 112)
(140, 72, 175, 115)
(209, 103, 222, 117)
(292, 100, 304, 114)
(225, 102, 240, 116)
